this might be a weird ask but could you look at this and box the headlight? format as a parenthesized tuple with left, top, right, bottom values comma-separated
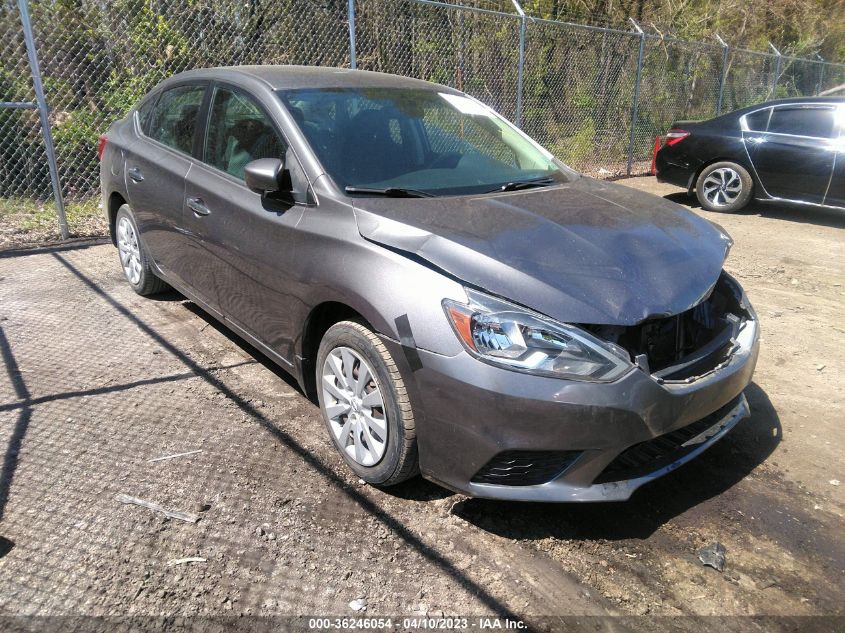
(443, 289, 632, 382)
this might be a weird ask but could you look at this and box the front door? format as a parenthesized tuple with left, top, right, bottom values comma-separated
(744, 104, 837, 204)
(183, 84, 308, 363)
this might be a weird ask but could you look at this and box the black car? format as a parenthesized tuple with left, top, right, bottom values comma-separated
(656, 97, 844, 213)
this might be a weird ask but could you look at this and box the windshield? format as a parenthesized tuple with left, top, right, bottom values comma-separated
(277, 87, 574, 196)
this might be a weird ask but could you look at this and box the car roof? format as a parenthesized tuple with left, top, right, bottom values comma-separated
(734, 96, 845, 114)
(164, 65, 464, 94)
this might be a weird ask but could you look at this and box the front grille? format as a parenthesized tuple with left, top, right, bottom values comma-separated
(471, 450, 581, 487)
(594, 398, 740, 484)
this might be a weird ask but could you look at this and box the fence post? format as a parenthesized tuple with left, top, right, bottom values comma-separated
(347, 0, 357, 69)
(511, 1, 526, 128)
(816, 54, 825, 95)
(768, 42, 782, 96)
(627, 19, 645, 176)
(715, 34, 729, 116)
(17, 0, 68, 240)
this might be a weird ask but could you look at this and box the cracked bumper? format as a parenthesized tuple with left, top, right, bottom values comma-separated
(401, 318, 759, 502)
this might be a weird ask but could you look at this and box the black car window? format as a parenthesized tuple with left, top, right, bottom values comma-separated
(744, 108, 770, 132)
(767, 107, 836, 139)
(147, 85, 206, 153)
(204, 87, 286, 180)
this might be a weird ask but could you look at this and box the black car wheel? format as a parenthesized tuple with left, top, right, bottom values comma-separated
(316, 320, 419, 486)
(695, 162, 753, 213)
(114, 204, 169, 296)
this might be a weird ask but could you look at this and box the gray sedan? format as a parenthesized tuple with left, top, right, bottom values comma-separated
(98, 65, 759, 502)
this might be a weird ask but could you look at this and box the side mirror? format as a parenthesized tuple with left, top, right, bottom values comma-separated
(244, 158, 286, 194)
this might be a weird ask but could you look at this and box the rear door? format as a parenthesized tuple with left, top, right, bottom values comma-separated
(183, 83, 311, 362)
(125, 83, 207, 287)
(744, 104, 837, 204)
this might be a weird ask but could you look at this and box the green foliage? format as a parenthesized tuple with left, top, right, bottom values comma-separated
(1, 0, 843, 237)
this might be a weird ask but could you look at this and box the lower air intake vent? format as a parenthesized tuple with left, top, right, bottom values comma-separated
(594, 397, 740, 484)
(471, 450, 581, 487)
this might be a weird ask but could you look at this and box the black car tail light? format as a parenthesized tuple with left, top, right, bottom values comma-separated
(664, 129, 690, 146)
(97, 134, 108, 161)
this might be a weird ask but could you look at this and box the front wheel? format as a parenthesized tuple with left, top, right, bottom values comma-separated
(695, 161, 753, 213)
(316, 320, 418, 486)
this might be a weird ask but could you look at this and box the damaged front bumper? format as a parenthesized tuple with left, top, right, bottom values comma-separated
(401, 300, 759, 503)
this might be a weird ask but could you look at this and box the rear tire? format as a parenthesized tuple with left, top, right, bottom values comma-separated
(695, 161, 753, 213)
(316, 320, 418, 486)
(114, 204, 169, 296)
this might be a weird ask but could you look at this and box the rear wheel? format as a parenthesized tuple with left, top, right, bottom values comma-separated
(695, 161, 753, 213)
(316, 320, 418, 486)
(115, 204, 169, 296)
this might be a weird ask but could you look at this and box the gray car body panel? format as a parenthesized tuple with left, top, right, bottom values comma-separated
(100, 65, 759, 502)
(353, 176, 732, 326)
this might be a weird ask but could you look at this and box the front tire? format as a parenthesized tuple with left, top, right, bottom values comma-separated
(695, 161, 753, 213)
(316, 320, 418, 486)
(115, 204, 169, 296)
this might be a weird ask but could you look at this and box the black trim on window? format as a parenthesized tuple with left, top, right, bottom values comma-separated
(135, 90, 162, 136)
(192, 84, 214, 160)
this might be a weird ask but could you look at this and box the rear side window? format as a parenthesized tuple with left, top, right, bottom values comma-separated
(744, 108, 770, 132)
(136, 94, 158, 135)
(767, 107, 836, 139)
(147, 84, 206, 154)
(204, 87, 286, 180)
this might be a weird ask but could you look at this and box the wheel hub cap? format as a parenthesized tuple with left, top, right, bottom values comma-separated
(702, 167, 742, 207)
(117, 216, 142, 285)
(321, 347, 388, 467)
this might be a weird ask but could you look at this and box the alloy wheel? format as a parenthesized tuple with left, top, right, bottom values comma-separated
(702, 167, 742, 208)
(321, 346, 388, 467)
(117, 216, 142, 285)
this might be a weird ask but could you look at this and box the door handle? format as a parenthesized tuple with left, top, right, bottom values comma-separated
(128, 167, 144, 182)
(186, 196, 211, 216)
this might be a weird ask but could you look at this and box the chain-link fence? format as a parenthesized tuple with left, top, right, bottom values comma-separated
(0, 2, 50, 209)
(2, 0, 844, 239)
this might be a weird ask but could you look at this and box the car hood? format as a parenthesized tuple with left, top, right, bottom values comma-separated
(352, 177, 731, 325)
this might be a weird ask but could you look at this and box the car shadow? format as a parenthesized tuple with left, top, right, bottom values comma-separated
(144, 288, 185, 302)
(179, 301, 307, 397)
(451, 381, 780, 541)
(0, 536, 13, 559)
(664, 192, 845, 229)
(383, 477, 455, 501)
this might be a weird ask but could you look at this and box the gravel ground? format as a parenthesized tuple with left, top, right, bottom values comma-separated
(0, 178, 842, 631)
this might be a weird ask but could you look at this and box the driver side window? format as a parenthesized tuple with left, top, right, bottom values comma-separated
(204, 87, 286, 180)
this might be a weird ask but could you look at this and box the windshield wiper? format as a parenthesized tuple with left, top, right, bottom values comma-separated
(490, 177, 556, 193)
(345, 186, 434, 198)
